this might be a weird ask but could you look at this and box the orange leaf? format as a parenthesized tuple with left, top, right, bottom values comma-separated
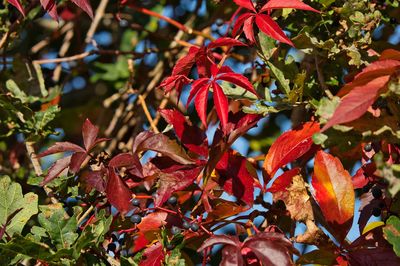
(263, 122, 320, 177)
(312, 151, 355, 242)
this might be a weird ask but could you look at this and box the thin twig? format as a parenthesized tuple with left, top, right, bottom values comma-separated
(25, 141, 58, 204)
(77, 205, 94, 225)
(85, 0, 109, 43)
(138, 95, 159, 133)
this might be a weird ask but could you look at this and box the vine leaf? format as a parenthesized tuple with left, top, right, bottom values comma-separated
(71, 0, 94, 19)
(38, 119, 108, 185)
(321, 75, 391, 131)
(232, 0, 319, 45)
(312, 150, 355, 243)
(198, 232, 297, 265)
(7, 0, 25, 16)
(263, 122, 320, 177)
(105, 169, 132, 215)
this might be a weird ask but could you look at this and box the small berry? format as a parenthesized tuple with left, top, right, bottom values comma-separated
(372, 187, 382, 199)
(244, 67, 253, 76)
(372, 207, 381, 217)
(216, 18, 224, 27)
(182, 220, 190, 229)
(171, 226, 181, 235)
(131, 214, 142, 224)
(364, 143, 373, 152)
(132, 198, 141, 206)
(111, 232, 119, 242)
(107, 243, 117, 252)
(190, 223, 199, 232)
(166, 243, 175, 250)
(362, 185, 370, 193)
(167, 196, 178, 205)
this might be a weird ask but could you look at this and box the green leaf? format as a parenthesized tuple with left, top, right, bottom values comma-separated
(6, 79, 28, 103)
(0, 176, 38, 239)
(220, 81, 258, 101)
(164, 248, 186, 266)
(33, 105, 59, 132)
(73, 209, 112, 258)
(267, 61, 290, 95)
(0, 234, 54, 264)
(383, 216, 400, 256)
(257, 32, 276, 61)
(38, 204, 79, 250)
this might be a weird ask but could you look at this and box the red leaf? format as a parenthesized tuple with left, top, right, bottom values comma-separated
(218, 72, 258, 96)
(255, 14, 293, 46)
(260, 0, 320, 13)
(153, 166, 203, 207)
(321, 75, 391, 131)
(216, 151, 255, 206)
(243, 232, 297, 265)
(194, 84, 210, 127)
(171, 46, 199, 76)
(187, 78, 210, 107)
(140, 243, 164, 266)
(108, 153, 143, 178)
(7, 0, 25, 16)
(82, 118, 99, 151)
(263, 122, 320, 177)
(71, 0, 93, 19)
(267, 168, 300, 193)
(338, 60, 400, 96)
(38, 142, 85, 157)
(243, 16, 256, 44)
(69, 152, 87, 174)
(198, 235, 241, 252)
(40, 156, 72, 186)
(159, 74, 191, 97)
(312, 151, 355, 243)
(208, 37, 247, 49)
(40, 0, 58, 21)
(137, 211, 168, 232)
(159, 109, 208, 156)
(84, 170, 106, 192)
(221, 245, 244, 266)
(232, 13, 252, 37)
(132, 131, 195, 165)
(105, 169, 132, 215)
(132, 233, 149, 252)
(380, 49, 400, 60)
(198, 233, 296, 266)
(212, 81, 229, 129)
(233, 0, 256, 12)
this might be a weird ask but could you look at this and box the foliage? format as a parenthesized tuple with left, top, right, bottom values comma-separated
(1, 0, 400, 265)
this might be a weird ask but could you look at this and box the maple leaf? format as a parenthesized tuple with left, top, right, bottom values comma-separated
(312, 150, 355, 243)
(198, 232, 297, 266)
(187, 64, 257, 129)
(38, 119, 109, 185)
(232, 0, 319, 45)
(263, 121, 320, 178)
